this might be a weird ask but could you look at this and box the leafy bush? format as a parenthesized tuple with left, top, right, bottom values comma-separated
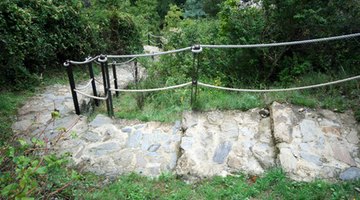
(0, 0, 96, 90)
(101, 11, 143, 55)
(0, 113, 103, 199)
(0, 0, 144, 90)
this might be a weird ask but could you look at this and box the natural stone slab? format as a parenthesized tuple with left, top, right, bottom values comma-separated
(331, 144, 356, 166)
(127, 130, 143, 148)
(346, 130, 359, 144)
(300, 119, 321, 142)
(81, 131, 102, 142)
(177, 109, 274, 178)
(252, 142, 275, 169)
(271, 102, 294, 143)
(88, 142, 122, 156)
(273, 102, 360, 181)
(89, 114, 113, 128)
(300, 152, 322, 166)
(148, 144, 161, 152)
(339, 167, 360, 181)
(279, 148, 297, 173)
(213, 141, 232, 164)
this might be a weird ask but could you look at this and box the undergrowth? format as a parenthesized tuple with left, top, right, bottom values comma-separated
(113, 71, 360, 123)
(0, 91, 32, 144)
(82, 169, 360, 199)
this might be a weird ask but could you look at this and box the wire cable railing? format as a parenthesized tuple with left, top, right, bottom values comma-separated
(65, 32, 360, 116)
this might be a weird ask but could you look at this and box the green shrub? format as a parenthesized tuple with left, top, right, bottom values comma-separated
(101, 11, 143, 55)
(0, 0, 97, 90)
(0, 0, 144, 90)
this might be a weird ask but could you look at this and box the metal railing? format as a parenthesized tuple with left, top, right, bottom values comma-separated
(65, 32, 360, 116)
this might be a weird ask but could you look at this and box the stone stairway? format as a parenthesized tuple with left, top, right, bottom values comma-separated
(11, 46, 360, 182)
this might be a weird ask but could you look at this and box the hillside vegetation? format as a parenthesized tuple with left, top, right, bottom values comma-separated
(1, 0, 360, 199)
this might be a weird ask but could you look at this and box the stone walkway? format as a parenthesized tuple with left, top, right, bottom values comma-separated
(11, 50, 360, 182)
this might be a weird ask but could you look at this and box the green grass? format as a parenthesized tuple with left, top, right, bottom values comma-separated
(80, 168, 360, 199)
(112, 72, 360, 123)
(114, 89, 191, 122)
(0, 91, 33, 143)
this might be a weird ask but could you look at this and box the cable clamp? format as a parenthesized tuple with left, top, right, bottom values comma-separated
(63, 60, 70, 67)
(98, 55, 108, 63)
(191, 45, 202, 53)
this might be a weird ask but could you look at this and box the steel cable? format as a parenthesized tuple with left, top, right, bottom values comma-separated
(198, 75, 360, 92)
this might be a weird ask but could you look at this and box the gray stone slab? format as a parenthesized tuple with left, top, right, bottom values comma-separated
(300, 119, 320, 142)
(121, 126, 133, 133)
(148, 144, 161, 152)
(220, 120, 239, 140)
(339, 167, 360, 181)
(213, 141, 232, 164)
(89, 114, 112, 128)
(81, 131, 102, 142)
(300, 152, 322, 166)
(181, 137, 193, 150)
(127, 130, 143, 148)
(172, 120, 181, 134)
(331, 144, 356, 166)
(88, 142, 122, 156)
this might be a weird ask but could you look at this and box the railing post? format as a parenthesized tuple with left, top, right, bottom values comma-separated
(99, 55, 114, 117)
(148, 33, 150, 45)
(112, 61, 119, 97)
(105, 58, 114, 117)
(87, 57, 99, 106)
(65, 61, 81, 115)
(134, 60, 138, 84)
(191, 45, 202, 108)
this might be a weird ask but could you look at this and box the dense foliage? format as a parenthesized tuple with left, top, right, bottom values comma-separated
(0, 0, 142, 90)
(158, 0, 360, 86)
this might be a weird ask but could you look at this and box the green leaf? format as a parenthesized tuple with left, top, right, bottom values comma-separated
(31, 138, 45, 147)
(36, 167, 47, 175)
(1, 183, 18, 196)
(70, 131, 78, 139)
(18, 139, 27, 147)
(51, 110, 60, 119)
(71, 170, 80, 180)
(21, 197, 35, 200)
(8, 147, 15, 158)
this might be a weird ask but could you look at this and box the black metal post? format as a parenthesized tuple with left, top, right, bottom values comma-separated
(191, 45, 202, 108)
(104, 59, 114, 116)
(112, 62, 119, 97)
(191, 54, 196, 106)
(65, 61, 80, 115)
(134, 61, 138, 85)
(99, 56, 111, 116)
(148, 33, 150, 45)
(195, 53, 201, 103)
(88, 60, 99, 106)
